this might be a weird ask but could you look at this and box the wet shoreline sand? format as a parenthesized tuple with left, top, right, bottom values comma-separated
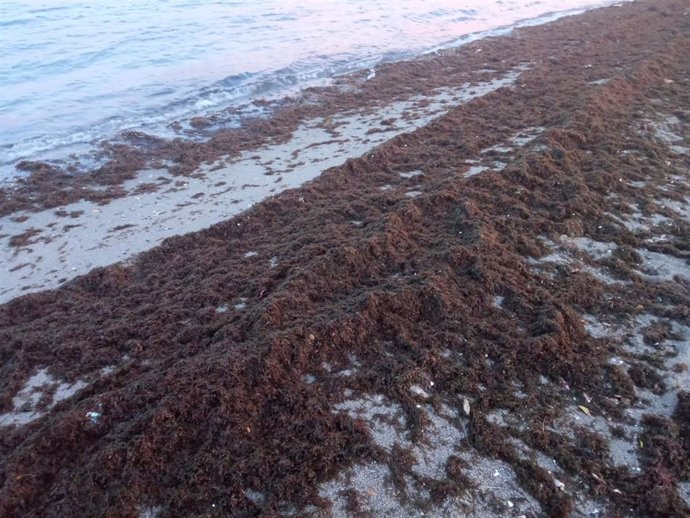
(1, 0, 690, 516)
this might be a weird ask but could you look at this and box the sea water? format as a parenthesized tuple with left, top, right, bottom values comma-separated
(0, 0, 623, 178)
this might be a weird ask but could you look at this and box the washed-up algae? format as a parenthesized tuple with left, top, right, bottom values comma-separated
(0, 0, 684, 218)
(1, 1, 690, 517)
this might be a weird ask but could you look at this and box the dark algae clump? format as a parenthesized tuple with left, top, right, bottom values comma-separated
(1, 0, 690, 516)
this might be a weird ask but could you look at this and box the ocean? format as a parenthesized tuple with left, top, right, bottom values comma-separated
(0, 0, 623, 178)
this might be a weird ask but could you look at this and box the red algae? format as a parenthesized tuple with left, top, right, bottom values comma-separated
(1, 1, 690, 517)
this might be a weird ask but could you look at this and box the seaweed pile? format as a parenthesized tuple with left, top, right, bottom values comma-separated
(1, 1, 689, 516)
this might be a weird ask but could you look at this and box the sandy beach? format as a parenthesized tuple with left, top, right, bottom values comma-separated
(1, 0, 690, 516)
(0, 72, 522, 302)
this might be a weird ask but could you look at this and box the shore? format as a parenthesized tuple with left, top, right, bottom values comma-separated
(0, 73, 521, 303)
(1, 0, 690, 517)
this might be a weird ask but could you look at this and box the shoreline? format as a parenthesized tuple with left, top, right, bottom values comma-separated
(0, 0, 638, 303)
(1, 0, 690, 517)
(0, 71, 524, 303)
(0, 1, 630, 220)
(0, 0, 626, 180)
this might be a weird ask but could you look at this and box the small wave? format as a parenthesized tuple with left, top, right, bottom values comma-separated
(27, 6, 71, 15)
(219, 72, 257, 88)
(0, 18, 33, 28)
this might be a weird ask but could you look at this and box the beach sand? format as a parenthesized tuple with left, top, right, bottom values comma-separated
(1, 0, 689, 516)
(0, 72, 523, 302)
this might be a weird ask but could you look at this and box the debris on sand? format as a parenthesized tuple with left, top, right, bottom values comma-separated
(1, 1, 690, 516)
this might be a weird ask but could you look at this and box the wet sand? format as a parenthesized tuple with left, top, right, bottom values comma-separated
(1, 1, 690, 517)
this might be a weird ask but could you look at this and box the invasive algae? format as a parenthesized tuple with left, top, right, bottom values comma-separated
(0, 1, 690, 517)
